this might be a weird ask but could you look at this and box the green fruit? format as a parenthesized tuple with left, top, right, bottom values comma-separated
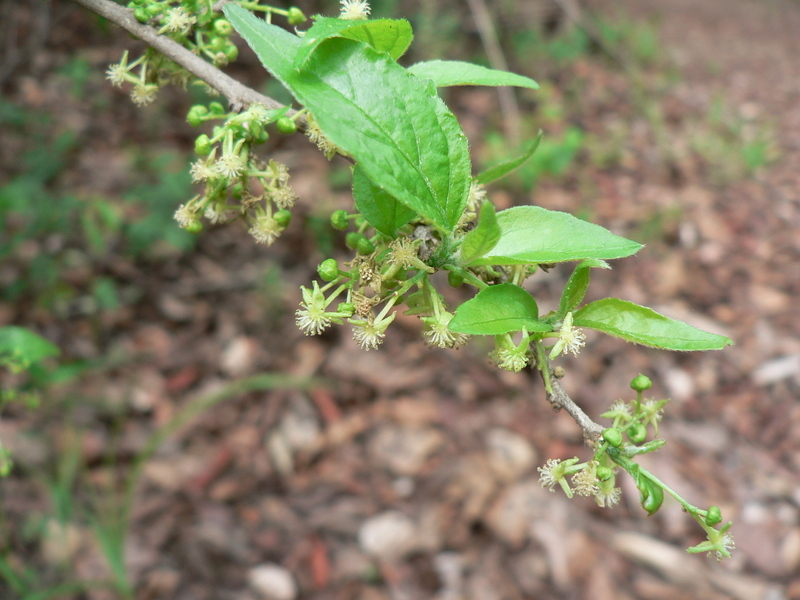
(331, 210, 350, 230)
(317, 258, 340, 282)
(287, 7, 306, 25)
(345, 232, 362, 250)
(627, 422, 647, 444)
(273, 210, 292, 228)
(630, 374, 653, 392)
(194, 134, 212, 156)
(447, 271, 464, 288)
(356, 237, 375, 255)
(705, 506, 722, 527)
(185, 221, 203, 234)
(276, 117, 298, 135)
(602, 428, 623, 448)
(337, 302, 355, 317)
(595, 466, 613, 481)
(213, 19, 233, 36)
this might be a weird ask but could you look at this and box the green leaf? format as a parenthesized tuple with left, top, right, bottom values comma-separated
(408, 60, 539, 89)
(558, 258, 610, 316)
(352, 164, 417, 235)
(573, 298, 734, 351)
(294, 17, 413, 67)
(449, 283, 551, 335)
(224, 4, 301, 88)
(225, 5, 471, 233)
(473, 206, 643, 265)
(0, 326, 60, 366)
(459, 202, 501, 265)
(475, 132, 542, 185)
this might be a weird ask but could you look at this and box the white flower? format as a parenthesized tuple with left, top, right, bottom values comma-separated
(571, 462, 600, 498)
(248, 213, 282, 245)
(272, 185, 297, 209)
(106, 63, 128, 87)
(493, 346, 530, 372)
(295, 282, 332, 335)
(339, 0, 371, 20)
(131, 83, 158, 106)
(549, 312, 586, 359)
(190, 156, 217, 182)
(162, 7, 196, 34)
(215, 153, 247, 179)
(594, 484, 622, 508)
(305, 118, 338, 159)
(421, 312, 469, 349)
(174, 203, 199, 228)
(350, 312, 396, 351)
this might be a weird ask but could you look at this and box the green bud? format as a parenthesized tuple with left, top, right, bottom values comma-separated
(331, 209, 350, 230)
(273, 209, 292, 228)
(194, 134, 212, 156)
(337, 302, 355, 317)
(317, 258, 340, 282)
(638, 479, 664, 516)
(187, 105, 209, 127)
(287, 7, 306, 25)
(209, 101, 226, 115)
(345, 232, 362, 250)
(447, 271, 464, 288)
(627, 422, 647, 444)
(248, 121, 264, 140)
(595, 466, 613, 481)
(705, 506, 722, 527)
(630, 374, 652, 392)
(213, 18, 233, 36)
(185, 221, 203, 234)
(224, 43, 239, 62)
(276, 117, 298, 135)
(133, 7, 149, 22)
(602, 428, 623, 448)
(356, 237, 375, 255)
(145, 4, 162, 17)
(255, 129, 269, 144)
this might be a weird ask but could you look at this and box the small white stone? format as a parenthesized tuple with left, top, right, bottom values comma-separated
(248, 564, 297, 600)
(358, 511, 417, 560)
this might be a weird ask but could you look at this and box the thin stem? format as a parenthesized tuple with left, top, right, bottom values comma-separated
(68, 0, 302, 120)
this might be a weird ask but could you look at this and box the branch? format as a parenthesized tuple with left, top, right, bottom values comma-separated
(69, 0, 295, 115)
(543, 372, 605, 446)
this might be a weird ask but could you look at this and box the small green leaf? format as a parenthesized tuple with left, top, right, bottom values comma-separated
(473, 206, 643, 265)
(459, 202, 501, 265)
(558, 258, 610, 316)
(475, 132, 542, 185)
(449, 283, 550, 335)
(352, 164, 417, 235)
(0, 326, 60, 366)
(294, 17, 413, 67)
(409, 60, 539, 89)
(573, 298, 734, 351)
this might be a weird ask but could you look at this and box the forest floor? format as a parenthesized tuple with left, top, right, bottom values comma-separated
(1, 0, 799, 599)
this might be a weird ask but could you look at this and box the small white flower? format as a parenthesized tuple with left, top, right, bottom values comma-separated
(594, 484, 622, 508)
(421, 312, 469, 349)
(305, 118, 338, 159)
(549, 312, 586, 359)
(272, 185, 297, 209)
(571, 462, 600, 498)
(350, 312, 396, 351)
(493, 346, 530, 372)
(106, 63, 128, 87)
(131, 83, 158, 106)
(162, 7, 196, 34)
(190, 157, 217, 182)
(248, 213, 282, 245)
(215, 153, 247, 179)
(339, 0, 371, 20)
(174, 203, 199, 228)
(295, 282, 332, 335)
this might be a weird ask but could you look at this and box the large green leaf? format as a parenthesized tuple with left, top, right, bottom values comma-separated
(449, 283, 550, 335)
(225, 5, 471, 233)
(557, 258, 609, 316)
(573, 298, 734, 351)
(473, 206, 643, 265)
(352, 164, 417, 235)
(294, 17, 413, 67)
(475, 132, 542, 185)
(408, 60, 539, 89)
(459, 201, 501, 266)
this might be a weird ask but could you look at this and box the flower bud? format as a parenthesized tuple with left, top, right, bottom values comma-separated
(273, 209, 292, 228)
(705, 506, 722, 527)
(209, 101, 226, 115)
(345, 232, 362, 250)
(187, 105, 209, 127)
(194, 134, 212, 156)
(185, 221, 203, 234)
(276, 117, 298, 134)
(213, 19, 233, 36)
(287, 7, 307, 25)
(133, 7, 149, 23)
(602, 428, 623, 448)
(630, 374, 652, 392)
(331, 209, 350, 230)
(337, 302, 355, 317)
(627, 422, 647, 444)
(595, 466, 613, 481)
(224, 43, 239, 63)
(447, 271, 464, 288)
(638, 479, 664, 516)
(317, 258, 340, 282)
(356, 237, 375, 255)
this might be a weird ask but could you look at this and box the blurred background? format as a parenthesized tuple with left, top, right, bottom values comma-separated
(1, 0, 798, 598)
